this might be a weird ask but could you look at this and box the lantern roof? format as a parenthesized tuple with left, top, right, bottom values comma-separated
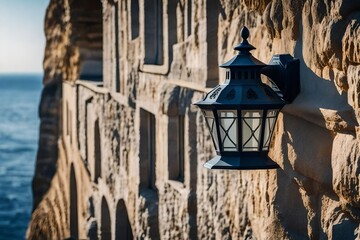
(195, 26, 286, 109)
(220, 26, 266, 68)
(195, 82, 286, 109)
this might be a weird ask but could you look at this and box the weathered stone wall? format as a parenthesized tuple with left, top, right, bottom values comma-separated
(28, 0, 360, 239)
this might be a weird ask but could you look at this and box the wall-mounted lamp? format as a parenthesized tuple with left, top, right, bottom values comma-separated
(194, 26, 300, 170)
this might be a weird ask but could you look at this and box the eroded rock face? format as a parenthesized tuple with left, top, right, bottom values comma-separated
(29, 0, 360, 239)
(31, 0, 69, 209)
(31, 0, 103, 210)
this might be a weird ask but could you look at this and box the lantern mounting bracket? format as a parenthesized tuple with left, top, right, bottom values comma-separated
(261, 54, 300, 103)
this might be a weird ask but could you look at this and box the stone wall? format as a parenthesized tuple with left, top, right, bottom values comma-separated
(28, 0, 360, 239)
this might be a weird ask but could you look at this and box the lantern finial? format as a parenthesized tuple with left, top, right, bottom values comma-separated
(240, 26, 250, 41)
(234, 26, 255, 52)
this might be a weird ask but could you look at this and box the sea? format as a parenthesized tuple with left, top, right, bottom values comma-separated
(0, 74, 42, 239)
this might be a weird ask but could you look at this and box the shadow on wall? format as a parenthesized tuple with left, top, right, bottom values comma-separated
(32, 79, 60, 209)
(274, 118, 331, 239)
(278, 25, 355, 186)
(275, 169, 308, 238)
(289, 28, 355, 128)
(271, 23, 358, 239)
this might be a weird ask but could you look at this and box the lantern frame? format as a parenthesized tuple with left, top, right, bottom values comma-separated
(194, 26, 300, 170)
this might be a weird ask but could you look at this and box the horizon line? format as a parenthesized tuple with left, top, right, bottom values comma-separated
(0, 71, 44, 75)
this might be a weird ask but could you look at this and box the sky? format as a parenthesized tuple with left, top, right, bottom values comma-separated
(0, 0, 49, 73)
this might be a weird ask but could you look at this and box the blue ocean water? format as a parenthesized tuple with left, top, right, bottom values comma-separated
(0, 74, 42, 239)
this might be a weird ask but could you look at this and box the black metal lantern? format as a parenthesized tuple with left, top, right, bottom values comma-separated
(195, 26, 300, 170)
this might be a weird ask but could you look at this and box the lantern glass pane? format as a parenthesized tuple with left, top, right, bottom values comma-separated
(202, 110, 219, 151)
(263, 109, 279, 150)
(241, 110, 263, 152)
(218, 110, 237, 151)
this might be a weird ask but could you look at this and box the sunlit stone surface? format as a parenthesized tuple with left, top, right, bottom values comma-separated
(28, 0, 360, 239)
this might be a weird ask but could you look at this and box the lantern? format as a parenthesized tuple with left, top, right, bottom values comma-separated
(194, 26, 300, 170)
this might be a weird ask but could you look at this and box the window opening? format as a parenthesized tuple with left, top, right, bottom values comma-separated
(144, 0, 163, 65)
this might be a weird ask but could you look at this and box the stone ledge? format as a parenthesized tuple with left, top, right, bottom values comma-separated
(75, 80, 108, 94)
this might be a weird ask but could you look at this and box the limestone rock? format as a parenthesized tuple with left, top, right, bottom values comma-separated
(332, 133, 360, 207)
(29, 0, 360, 239)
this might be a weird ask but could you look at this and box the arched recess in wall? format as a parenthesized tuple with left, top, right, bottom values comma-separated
(101, 196, 112, 240)
(70, 163, 78, 239)
(69, 0, 103, 81)
(115, 200, 133, 240)
(94, 119, 101, 182)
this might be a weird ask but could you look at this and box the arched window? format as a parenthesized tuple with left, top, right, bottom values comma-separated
(66, 101, 69, 136)
(186, 0, 192, 37)
(114, 2, 120, 92)
(115, 200, 133, 240)
(139, 109, 156, 190)
(130, 0, 139, 39)
(70, 164, 78, 238)
(101, 197, 111, 240)
(168, 115, 185, 182)
(94, 119, 102, 182)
